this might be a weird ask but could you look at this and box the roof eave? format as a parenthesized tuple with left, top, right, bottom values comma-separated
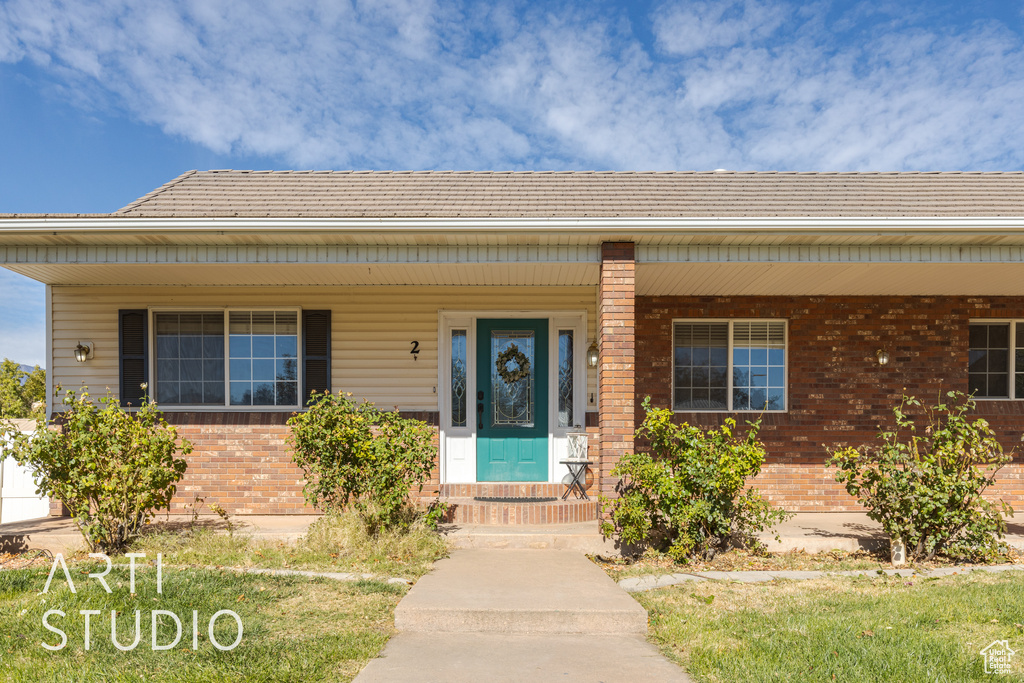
(2, 215, 1024, 241)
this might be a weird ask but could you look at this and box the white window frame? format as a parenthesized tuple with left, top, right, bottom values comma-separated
(148, 306, 304, 411)
(968, 319, 1022, 400)
(671, 318, 788, 413)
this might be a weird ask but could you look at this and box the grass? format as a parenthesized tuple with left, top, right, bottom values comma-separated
(1, 561, 405, 682)
(596, 545, 1024, 582)
(596, 548, 891, 581)
(638, 571, 1024, 682)
(130, 512, 449, 579)
(0, 512, 450, 681)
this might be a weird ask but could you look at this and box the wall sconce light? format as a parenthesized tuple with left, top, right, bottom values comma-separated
(74, 342, 93, 363)
(876, 349, 890, 366)
(587, 342, 599, 368)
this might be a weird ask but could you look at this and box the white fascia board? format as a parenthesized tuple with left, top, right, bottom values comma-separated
(638, 244, 1024, 264)
(2, 216, 1024, 238)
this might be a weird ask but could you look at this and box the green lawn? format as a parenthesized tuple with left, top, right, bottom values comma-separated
(638, 572, 1024, 682)
(1, 561, 403, 682)
(1, 513, 450, 682)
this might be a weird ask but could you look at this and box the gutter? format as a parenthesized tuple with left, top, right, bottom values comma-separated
(1, 216, 1024, 239)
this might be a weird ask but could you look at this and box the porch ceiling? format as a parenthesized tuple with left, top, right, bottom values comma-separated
(2, 261, 600, 287)
(637, 262, 1024, 296)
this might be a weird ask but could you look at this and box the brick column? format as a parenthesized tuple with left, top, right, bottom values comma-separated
(598, 242, 635, 499)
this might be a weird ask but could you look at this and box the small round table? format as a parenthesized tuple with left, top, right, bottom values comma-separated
(559, 459, 592, 500)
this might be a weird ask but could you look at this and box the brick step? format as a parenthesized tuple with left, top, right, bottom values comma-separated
(440, 482, 568, 498)
(443, 496, 597, 525)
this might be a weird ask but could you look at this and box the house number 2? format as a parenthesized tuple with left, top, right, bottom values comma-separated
(410, 341, 420, 360)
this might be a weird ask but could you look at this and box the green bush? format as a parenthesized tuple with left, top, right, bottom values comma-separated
(1, 386, 190, 553)
(288, 391, 441, 534)
(830, 391, 1014, 562)
(601, 397, 790, 561)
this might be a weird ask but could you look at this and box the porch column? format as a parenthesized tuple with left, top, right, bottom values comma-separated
(598, 242, 636, 499)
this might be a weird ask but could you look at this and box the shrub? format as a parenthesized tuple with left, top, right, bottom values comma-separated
(288, 391, 441, 534)
(829, 391, 1014, 562)
(1, 387, 190, 553)
(601, 397, 791, 561)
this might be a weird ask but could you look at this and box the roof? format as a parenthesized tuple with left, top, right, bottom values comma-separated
(7, 170, 1024, 219)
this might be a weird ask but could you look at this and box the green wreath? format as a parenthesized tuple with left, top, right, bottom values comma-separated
(496, 344, 531, 384)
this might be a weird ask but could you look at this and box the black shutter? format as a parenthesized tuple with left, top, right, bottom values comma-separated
(302, 310, 331, 405)
(119, 309, 149, 407)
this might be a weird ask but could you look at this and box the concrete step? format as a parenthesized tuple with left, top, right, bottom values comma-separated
(355, 632, 692, 682)
(441, 521, 613, 553)
(395, 549, 648, 635)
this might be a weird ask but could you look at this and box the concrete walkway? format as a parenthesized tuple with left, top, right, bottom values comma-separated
(355, 549, 692, 682)
(0, 514, 322, 554)
(6, 511, 1024, 556)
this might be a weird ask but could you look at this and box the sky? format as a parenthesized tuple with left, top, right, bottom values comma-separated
(2, 0, 1024, 367)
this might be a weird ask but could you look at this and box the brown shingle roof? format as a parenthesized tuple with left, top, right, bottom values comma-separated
(21, 170, 1024, 218)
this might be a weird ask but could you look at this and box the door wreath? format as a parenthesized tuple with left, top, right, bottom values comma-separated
(496, 344, 531, 384)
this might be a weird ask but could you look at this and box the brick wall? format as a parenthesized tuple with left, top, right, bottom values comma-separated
(164, 413, 312, 515)
(598, 242, 636, 499)
(164, 411, 445, 515)
(636, 295, 1024, 511)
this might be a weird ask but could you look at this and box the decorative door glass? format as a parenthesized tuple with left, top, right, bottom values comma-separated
(490, 330, 535, 427)
(451, 329, 467, 427)
(558, 329, 574, 427)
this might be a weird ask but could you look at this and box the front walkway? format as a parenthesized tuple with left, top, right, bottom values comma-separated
(354, 549, 692, 682)
(5, 512, 1024, 555)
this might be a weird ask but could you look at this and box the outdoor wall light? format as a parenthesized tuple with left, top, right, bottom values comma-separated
(587, 342, 599, 368)
(74, 342, 93, 363)
(876, 349, 890, 366)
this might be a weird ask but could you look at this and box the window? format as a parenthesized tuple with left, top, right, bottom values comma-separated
(132, 308, 330, 409)
(673, 320, 786, 412)
(228, 311, 298, 407)
(969, 321, 1024, 399)
(557, 329, 574, 427)
(450, 329, 467, 427)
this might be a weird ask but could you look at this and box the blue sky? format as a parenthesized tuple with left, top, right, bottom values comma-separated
(2, 0, 1024, 367)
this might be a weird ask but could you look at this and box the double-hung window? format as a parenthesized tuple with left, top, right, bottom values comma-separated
(117, 307, 331, 409)
(969, 321, 1024, 399)
(155, 310, 299, 407)
(673, 320, 787, 412)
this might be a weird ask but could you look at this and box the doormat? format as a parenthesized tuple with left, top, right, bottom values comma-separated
(472, 496, 558, 503)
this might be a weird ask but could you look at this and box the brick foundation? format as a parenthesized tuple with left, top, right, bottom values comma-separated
(636, 295, 1024, 511)
(164, 413, 312, 515)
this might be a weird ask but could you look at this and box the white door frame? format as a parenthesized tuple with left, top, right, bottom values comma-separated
(438, 310, 588, 484)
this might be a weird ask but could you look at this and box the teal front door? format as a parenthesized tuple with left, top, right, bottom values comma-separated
(476, 319, 548, 481)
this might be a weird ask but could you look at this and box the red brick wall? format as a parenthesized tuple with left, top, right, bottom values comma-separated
(598, 242, 636, 499)
(636, 295, 1024, 511)
(165, 414, 312, 515)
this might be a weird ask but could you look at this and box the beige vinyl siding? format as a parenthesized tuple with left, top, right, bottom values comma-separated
(51, 285, 597, 411)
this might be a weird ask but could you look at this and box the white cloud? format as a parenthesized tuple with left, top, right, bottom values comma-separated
(1, 0, 1023, 172)
(653, 0, 789, 56)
